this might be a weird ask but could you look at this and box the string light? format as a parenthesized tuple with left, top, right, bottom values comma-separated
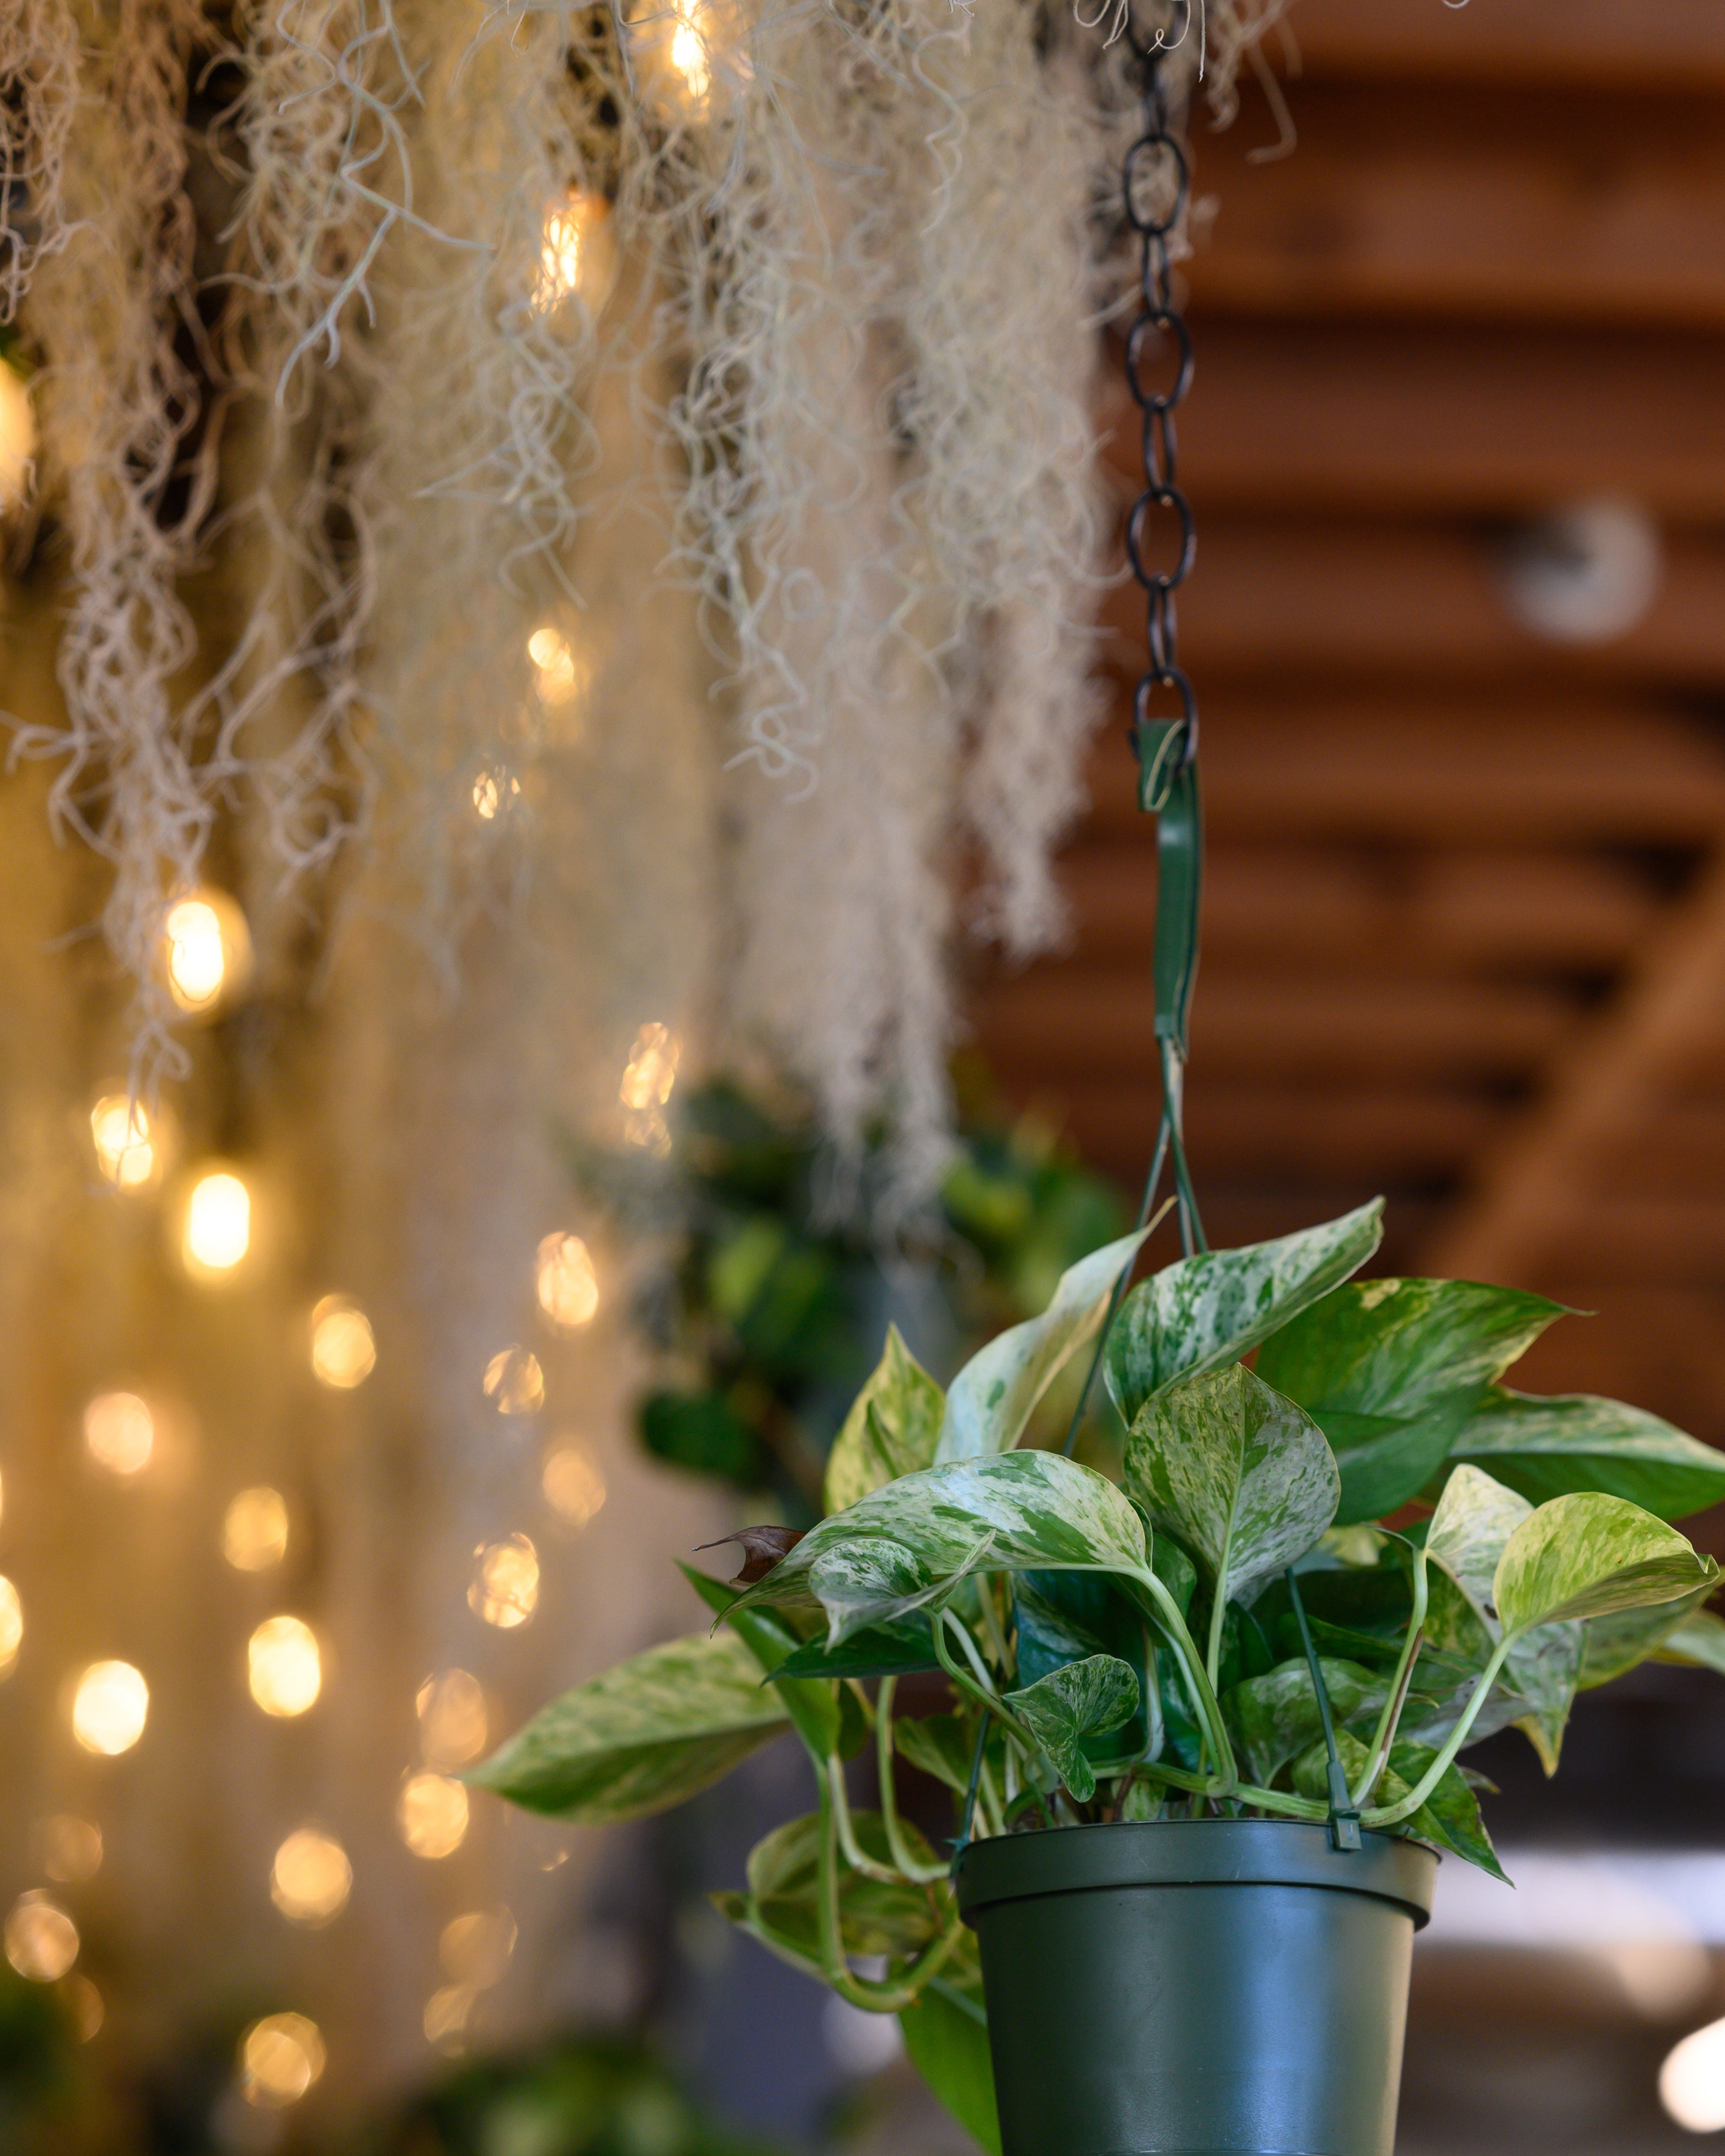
(270, 1828, 352, 1926)
(483, 1345, 544, 1415)
(417, 1670, 488, 1768)
(83, 1391, 155, 1477)
(0, 1578, 21, 1677)
(90, 1094, 157, 1190)
(468, 1535, 539, 1629)
(542, 1441, 606, 1529)
(424, 1984, 475, 2052)
(248, 1617, 322, 1717)
(181, 1167, 251, 1277)
(35, 1816, 102, 1885)
(310, 1296, 376, 1388)
(4, 1893, 78, 1982)
(397, 1772, 469, 1859)
(535, 1232, 599, 1330)
(72, 1662, 148, 1756)
(527, 624, 585, 712)
(471, 764, 520, 821)
(670, 0, 711, 102)
(1663, 2016, 1725, 2133)
(532, 190, 614, 313)
(0, 360, 35, 512)
(222, 1487, 289, 1571)
(440, 1907, 517, 1990)
(619, 1022, 679, 1152)
(162, 890, 252, 1015)
(239, 2013, 326, 2108)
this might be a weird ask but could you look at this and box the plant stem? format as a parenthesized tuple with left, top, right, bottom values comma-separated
(875, 1679, 951, 1884)
(1130, 1566, 1237, 1789)
(1134, 1757, 1329, 1822)
(977, 1575, 1013, 1675)
(1350, 1549, 1428, 1810)
(1205, 1585, 1226, 1696)
(814, 1779, 964, 2012)
(826, 1756, 909, 1885)
(933, 1613, 1039, 1759)
(1361, 1635, 1513, 1828)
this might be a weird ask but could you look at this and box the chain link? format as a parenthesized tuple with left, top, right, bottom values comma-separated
(1122, 0, 1198, 805)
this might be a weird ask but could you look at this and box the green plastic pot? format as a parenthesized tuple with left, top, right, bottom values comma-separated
(955, 1818, 1436, 2156)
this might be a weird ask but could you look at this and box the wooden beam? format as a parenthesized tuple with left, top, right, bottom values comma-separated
(1277, 0, 1725, 93)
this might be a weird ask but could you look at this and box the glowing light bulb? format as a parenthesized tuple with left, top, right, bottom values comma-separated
(542, 1441, 606, 1529)
(440, 1907, 517, 1989)
(72, 1662, 148, 1755)
(248, 1616, 321, 1717)
(0, 1578, 22, 1676)
(90, 1094, 156, 1190)
(471, 764, 520, 821)
(222, 1487, 289, 1571)
(1663, 2015, 1725, 2133)
(619, 1022, 679, 1152)
(527, 625, 583, 708)
(417, 1670, 488, 1768)
(270, 1828, 352, 1925)
(468, 1535, 539, 1629)
(483, 1345, 544, 1415)
(83, 1391, 155, 1477)
(182, 1168, 251, 1277)
(35, 1815, 102, 1885)
(239, 2013, 326, 2108)
(0, 361, 35, 512)
(670, 0, 710, 101)
(310, 1295, 376, 1388)
(397, 1772, 469, 1859)
(4, 1893, 78, 1982)
(535, 1232, 599, 1330)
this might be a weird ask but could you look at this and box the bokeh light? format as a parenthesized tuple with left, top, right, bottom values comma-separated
(222, 1486, 289, 1571)
(4, 1893, 78, 1982)
(527, 625, 583, 708)
(90, 1094, 156, 1190)
(542, 1440, 606, 1529)
(270, 1828, 352, 1926)
(0, 360, 36, 511)
(1663, 2015, 1725, 2133)
(471, 764, 520, 822)
(0, 1577, 21, 1676)
(532, 191, 614, 313)
(397, 1772, 469, 1859)
(62, 1973, 103, 2041)
(670, 0, 710, 102)
(416, 1670, 488, 1769)
(35, 1815, 102, 1885)
(72, 1661, 147, 1755)
(468, 1535, 539, 1629)
(248, 1617, 321, 1717)
(424, 1983, 475, 2052)
(535, 1231, 599, 1330)
(239, 2012, 326, 2108)
(182, 1168, 251, 1277)
(439, 1907, 517, 1990)
(310, 1295, 376, 1388)
(83, 1391, 154, 1477)
(619, 1022, 679, 1152)
(482, 1345, 544, 1415)
(162, 891, 252, 1015)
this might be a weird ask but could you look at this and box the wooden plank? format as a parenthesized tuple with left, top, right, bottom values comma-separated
(1102, 324, 1725, 517)
(1277, 0, 1725, 93)
(1188, 85, 1725, 330)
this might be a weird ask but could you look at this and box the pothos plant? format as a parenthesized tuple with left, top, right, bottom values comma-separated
(476, 1198, 1725, 2148)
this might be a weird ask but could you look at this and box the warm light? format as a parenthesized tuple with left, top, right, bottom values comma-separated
(471, 764, 520, 821)
(483, 1345, 544, 1415)
(0, 1577, 21, 1676)
(532, 191, 614, 313)
(535, 1232, 599, 1330)
(440, 1907, 517, 1990)
(397, 1772, 469, 1859)
(1663, 2016, 1725, 2133)
(36, 1815, 102, 1885)
(182, 1168, 251, 1276)
(417, 1670, 489, 1768)
(240, 2012, 326, 2108)
(670, 0, 710, 101)
(542, 1441, 606, 1529)
(270, 1828, 352, 1925)
(527, 625, 584, 708)
(468, 1535, 539, 1629)
(424, 1983, 475, 2051)
(222, 1486, 289, 1571)
(83, 1391, 154, 1476)
(310, 1295, 376, 1388)
(90, 1094, 156, 1190)
(5, 1893, 78, 1982)
(72, 1662, 147, 1755)
(63, 1972, 103, 2041)
(0, 361, 36, 512)
(619, 1022, 679, 1152)
(248, 1616, 322, 1717)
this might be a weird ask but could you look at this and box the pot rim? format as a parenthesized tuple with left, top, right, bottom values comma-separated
(954, 1816, 1437, 1930)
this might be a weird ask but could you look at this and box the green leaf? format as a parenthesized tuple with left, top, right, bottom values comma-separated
(1125, 1363, 1339, 1610)
(1004, 1654, 1140, 1802)
(470, 1633, 790, 1822)
(1221, 1657, 1385, 1787)
(1256, 1278, 1571, 1524)
(742, 1812, 947, 1960)
(1105, 1202, 1383, 1425)
(893, 1711, 980, 1795)
(1448, 1389, 1725, 1521)
(732, 1450, 1148, 1646)
(1655, 1608, 1725, 1676)
(1494, 1493, 1719, 1635)
(938, 1229, 1151, 1462)
(900, 1983, 1000, 2156)
(772, 1615, 939, 1682)
(824, 1326, 946, 1515)
(1580, 1583, 1720, 1690)
(679, 1560, 840, 1760)
(1292, 1730, 1508, 1883)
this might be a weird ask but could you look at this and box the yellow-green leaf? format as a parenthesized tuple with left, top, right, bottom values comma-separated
(1494, 1493, 1719, 1637)
(824, 1325, 945, 1515)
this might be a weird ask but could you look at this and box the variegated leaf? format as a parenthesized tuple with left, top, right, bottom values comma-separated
(1004, 1653, 1140, 1802)
(1293, 1730, 1508, 1882)
(824, 1325, 946, 1515)
(1125, 1363, 1339, 1609)
(1105, 1202, 1383, 1426)
(1222, 1656, 1386, 1788)
(938, 1230, 1151, 1463)
(1655, 1608, 1725, 1676)
(1580, 1582, 1719, 1690)
(470, 1632, 790, 1823)
(1449, 1389, 1725, 1521)
(1495, 1493, 1719, 1636)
